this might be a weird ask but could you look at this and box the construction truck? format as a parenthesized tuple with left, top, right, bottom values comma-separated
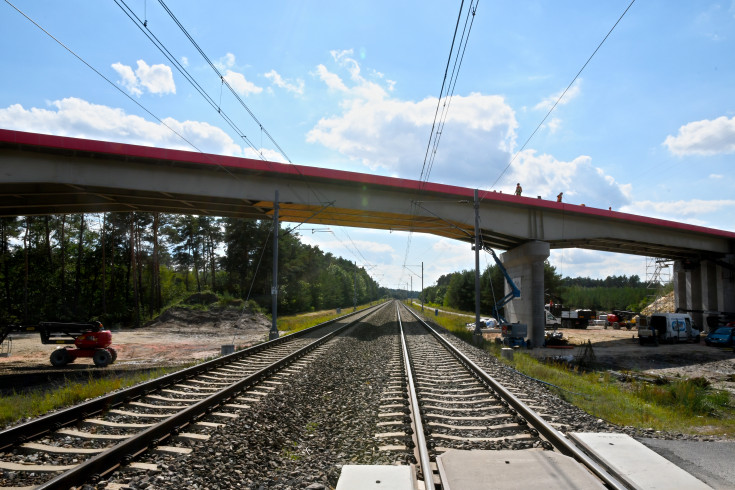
(0, 321, 117, 367)
(607, 310, 639, 330)
(559, 309, 594, 329)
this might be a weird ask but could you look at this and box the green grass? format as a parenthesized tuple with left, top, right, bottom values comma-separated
(506, 353, 735, 436)
(0, 367, 183, 428)
(277, 301, 381, 334)
(406, 302, 735, 437)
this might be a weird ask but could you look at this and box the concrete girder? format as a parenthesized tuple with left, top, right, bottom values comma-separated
(1, 130, 734, 263)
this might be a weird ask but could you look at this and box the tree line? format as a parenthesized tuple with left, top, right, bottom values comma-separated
(420, 261, 654, 314)
(0, 213, 384, 327)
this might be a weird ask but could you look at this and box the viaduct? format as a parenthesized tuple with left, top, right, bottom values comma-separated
(1, 129, 733, 346)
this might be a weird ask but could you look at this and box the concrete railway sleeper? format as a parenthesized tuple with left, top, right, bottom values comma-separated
(0, 302, 389, 489)
(389, 303, 627, 490)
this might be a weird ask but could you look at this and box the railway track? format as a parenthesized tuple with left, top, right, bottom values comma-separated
(380, 303, 628, 489)
(0, 300, 714, 488)
(0, 302, 388, 489)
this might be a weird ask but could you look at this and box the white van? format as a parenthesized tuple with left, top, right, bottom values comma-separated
(638, 313, 700, 345)
(545, 311, 561, 327)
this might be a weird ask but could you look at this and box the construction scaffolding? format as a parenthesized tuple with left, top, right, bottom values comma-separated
(645, 257, 673, 312)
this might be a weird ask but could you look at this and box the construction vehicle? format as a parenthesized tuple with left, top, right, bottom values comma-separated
(0, 321, 117, 367)
(607, 310, 639, 330)
(559, 309, 594, 329)
(638, 313, 701, 345)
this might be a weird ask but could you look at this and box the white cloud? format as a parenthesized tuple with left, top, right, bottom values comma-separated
(315, 64, 348, 92)
(534, 82, 582, 111)
(620, 199, 735, 220)
(264, 70, 304, 95)
(663, 116, 735, 155)
(504, 150, 632, 209)
(180, 56, 189, 68)
(112, 60, 175, 97)
(308, 53, 519, 182)
(549, 249, 645, 280)
(216, 52, 236, 70)
(0, 97, 283, 161)
(111, 62, 141, 96)
(224, 69, 262, 96)
(545, 117, 562, 133)
(709, 173, 724, 179)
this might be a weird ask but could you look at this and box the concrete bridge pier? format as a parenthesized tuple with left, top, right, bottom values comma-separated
(500, 241, 550, 348)
(674, 255, 735, 332)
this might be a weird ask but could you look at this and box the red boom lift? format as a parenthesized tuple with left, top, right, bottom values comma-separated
(0, 321, 117, 367)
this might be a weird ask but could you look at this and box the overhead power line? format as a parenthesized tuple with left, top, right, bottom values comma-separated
(3, 0, 215, 159)
(422, 0, 479, 186)
(156, 0, 293, 164)
(489, 0, 637, 191)
(114, 0, 264, 159)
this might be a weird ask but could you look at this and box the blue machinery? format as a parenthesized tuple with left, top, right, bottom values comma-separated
(485, 247, 527, 348)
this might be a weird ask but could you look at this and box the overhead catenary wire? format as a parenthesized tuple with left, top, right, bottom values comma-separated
(402, 0, 479, 287)
(156, 0, 292, 164)
(114, 0, 264, 161)
(488, 0, 637, 192)
(3, 0, 207, 159)
(424, 1, 479, 185)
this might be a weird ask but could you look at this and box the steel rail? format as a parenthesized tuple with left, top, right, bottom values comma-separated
(0, 302, 386, 452)
(39, 302, 389, 489)
(402, 304, 627, 490)
(396, 304, 435, 490)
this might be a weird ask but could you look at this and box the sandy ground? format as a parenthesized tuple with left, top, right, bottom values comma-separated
(0, 307, 272, 375)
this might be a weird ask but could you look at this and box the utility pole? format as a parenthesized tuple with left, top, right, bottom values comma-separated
(353, 261, 357, 311)
(269, 190, 280, 340)
(421, 262, 424, 312)
(473, 189, 482, 337)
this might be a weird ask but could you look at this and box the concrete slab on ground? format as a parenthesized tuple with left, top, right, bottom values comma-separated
(436, 449, 604, 490)
(335, 465, 415, 490)
(569, 432, 712, 490)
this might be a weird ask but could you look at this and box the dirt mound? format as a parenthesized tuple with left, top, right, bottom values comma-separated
(641, 291, 676, 315)
(148, 306, 270, 332)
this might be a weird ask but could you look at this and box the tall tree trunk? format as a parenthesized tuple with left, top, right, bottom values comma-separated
(74, 213, 85, 315)
(110, 219, 117, 305)
(209, 234, 216, 292)
(152, 213, 160, 312)
(101, 214, 107, 316)
(135, 217, 144, 314)
(1, 221, 8, 316)
(130, 215, 140, 327)
(23, 218, 29, 323)
(59, 215, 66, 308)
(191, 235, 201, 293)
(44, 216, 52, 270)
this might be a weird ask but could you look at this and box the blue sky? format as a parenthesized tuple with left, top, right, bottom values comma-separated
(1, 1, 734, 290)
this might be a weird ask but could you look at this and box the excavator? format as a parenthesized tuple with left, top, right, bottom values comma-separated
(0, 321, 117, 367)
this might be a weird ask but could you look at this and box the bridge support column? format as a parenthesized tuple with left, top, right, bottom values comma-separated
(500, 241, 549, 349)
(701, 260, 719, 331)
(686, 263, 704, 330)
(720, 255, 735, 315)
(674, 256, 735, 333)
(673, 261, 687, 313)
